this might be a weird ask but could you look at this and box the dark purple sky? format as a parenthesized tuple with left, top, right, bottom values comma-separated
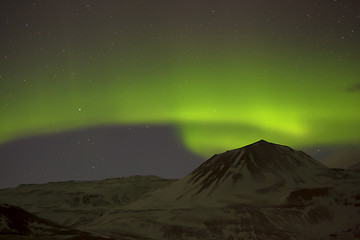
(0, 125, 204, 188)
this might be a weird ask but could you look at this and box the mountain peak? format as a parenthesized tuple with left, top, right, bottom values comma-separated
(246, 139, 281, 148)
(245, 139, 276, 149)
(179, 140, 327, 199)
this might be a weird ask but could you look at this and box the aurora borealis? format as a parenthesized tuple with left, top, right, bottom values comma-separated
(1, 0, 360, 159)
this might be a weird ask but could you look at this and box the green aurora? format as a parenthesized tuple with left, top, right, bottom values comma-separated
(1, 1, 360, 157)
(2, 41, 360, 157)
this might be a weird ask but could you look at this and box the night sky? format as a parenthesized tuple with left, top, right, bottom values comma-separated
(1, 0, 360, 188)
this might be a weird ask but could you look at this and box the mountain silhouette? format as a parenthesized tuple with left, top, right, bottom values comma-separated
(187, 139, 326, 193)
(127, 140, 329, 207)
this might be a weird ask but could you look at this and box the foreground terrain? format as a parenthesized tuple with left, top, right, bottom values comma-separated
(1, 140, 360, 239)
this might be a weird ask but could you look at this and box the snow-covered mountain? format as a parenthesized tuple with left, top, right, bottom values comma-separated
(83, 140, 360, 240)
(1, 140, 360, 240)
(123, 140, 329, 208)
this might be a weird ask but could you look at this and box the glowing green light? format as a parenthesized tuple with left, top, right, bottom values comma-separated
(1, 41, 359, 157)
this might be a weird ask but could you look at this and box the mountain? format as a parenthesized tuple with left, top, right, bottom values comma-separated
(0, 204, 116, 240)
(82, 140, 360, 240)
(0, 175, 175, 227)
(1, 140, 360, 240)
(124, 140, 328, 208)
